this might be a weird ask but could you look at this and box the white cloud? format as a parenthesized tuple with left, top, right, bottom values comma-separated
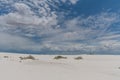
(1, 11, 120, 52)
(0, 2, 58, 37)
(61, 0, 78, 4)
(0, 0, 120, 53)
(62, 12, 119, 42)
(14, 3, 33, 15)
(0, 32, 35, 50)
(69, 0, 78, 4)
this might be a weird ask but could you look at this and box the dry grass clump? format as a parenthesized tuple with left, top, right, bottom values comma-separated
(4, 56, 9, 58)
(54, 56, 67, 60)
(19, 55, 36, 60)
(74, 56, 83, 60)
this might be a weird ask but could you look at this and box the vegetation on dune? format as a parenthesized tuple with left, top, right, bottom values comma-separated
(118, 67, 120, 69)
(74, 56, 83, 60)
(19, 55, 36, 60)
(54, 56, 67, 60)
(4, 56, 9, 58)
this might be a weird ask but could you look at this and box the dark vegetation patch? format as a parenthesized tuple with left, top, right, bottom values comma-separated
(4, 56, 9, 58)
(74, 56, 83, 60)
(118, 67, 120, 69)
(19, 55, 36, 60)
(54, 56, 67, 60)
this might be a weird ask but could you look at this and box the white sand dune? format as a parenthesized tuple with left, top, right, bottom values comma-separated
(0, 53, 120, 80)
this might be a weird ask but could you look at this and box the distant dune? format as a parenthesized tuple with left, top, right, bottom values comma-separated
(0, 53, 120, 80)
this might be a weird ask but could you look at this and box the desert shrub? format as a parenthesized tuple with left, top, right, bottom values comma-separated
(19, 56, 24, 60)
(74, 56, 83, 60)
(54, 56, 67, 60)
(4, 56, 9, 58)
(19, 55, 36, 60)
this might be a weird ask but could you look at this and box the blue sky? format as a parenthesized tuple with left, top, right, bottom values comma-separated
(0, 0, 120, 54)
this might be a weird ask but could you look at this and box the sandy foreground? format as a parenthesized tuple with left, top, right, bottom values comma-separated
(0, 53, 120, 80)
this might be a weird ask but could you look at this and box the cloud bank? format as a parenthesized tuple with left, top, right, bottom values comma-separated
(0, 0, 120, 54)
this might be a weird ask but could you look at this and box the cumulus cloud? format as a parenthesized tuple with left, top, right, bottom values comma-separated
(0, 0, 120, 54)
(69, 0, 78, 4)
(62, 12, 119, 41)
(0, 2, 58, 38)
(14, 3, 33, 15)
(0, 32, 36, 51)
(61, 0, 78, 4)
